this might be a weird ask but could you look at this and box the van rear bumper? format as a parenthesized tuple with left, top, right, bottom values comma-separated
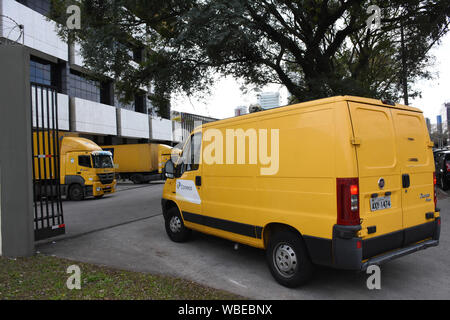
(360, 239, 439, 271)
(331, 217, 441, 271)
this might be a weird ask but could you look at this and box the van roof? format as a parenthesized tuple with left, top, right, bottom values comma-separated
(197, 96, 422, 130)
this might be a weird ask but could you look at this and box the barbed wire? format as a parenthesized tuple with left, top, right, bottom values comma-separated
(0, 14, 24, 46)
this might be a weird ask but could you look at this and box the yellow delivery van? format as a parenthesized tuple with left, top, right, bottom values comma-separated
(161, 96, 441, 287)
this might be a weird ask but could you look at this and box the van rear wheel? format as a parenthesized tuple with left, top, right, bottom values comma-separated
(266, 230, 313, 288)
(165, 207, 191, 242)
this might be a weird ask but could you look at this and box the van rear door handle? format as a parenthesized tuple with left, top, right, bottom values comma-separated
(195, 176, 202, 187)
(402, 174, 410, 188)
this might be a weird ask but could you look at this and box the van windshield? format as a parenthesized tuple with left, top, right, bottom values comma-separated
(92, 155, 114, 168)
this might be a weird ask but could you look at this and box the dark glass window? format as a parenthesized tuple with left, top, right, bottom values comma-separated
(182, 132, 202, 172)
(17, 0, 51, 16)
(78, 155, 91, 168)
(92, 154, 114, 169)
(68, 70, 101, 103)
(30, 57, 52, 86)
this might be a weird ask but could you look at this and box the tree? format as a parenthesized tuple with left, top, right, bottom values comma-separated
(50, 0, 450, 116)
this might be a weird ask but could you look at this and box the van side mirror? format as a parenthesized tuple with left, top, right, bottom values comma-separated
(164, 159, 175, 179)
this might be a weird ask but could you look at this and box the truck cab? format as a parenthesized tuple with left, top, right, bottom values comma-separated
(60, 137, 116, 200)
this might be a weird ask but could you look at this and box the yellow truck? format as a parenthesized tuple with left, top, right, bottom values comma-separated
(101, 143, 174, 184)
(33, 132, 116, 201)
(161, 96, 440, 287)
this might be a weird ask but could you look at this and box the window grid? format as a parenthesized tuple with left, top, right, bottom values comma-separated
(68, 70, 101, 103)
(30, 59, 52, 86)
(17, 0, 51, 16)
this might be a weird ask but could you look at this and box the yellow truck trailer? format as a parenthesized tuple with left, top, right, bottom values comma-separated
(33, 132, 116, 201)
(101, 143, 174, 184)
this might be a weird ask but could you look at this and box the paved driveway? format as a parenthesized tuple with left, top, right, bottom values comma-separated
(37, 184, 450, 299)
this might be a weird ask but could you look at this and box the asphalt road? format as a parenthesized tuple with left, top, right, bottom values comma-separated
(37, 183, 450, 299)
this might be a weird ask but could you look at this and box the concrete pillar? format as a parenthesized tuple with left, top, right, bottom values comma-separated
(0, 45, 35, 256)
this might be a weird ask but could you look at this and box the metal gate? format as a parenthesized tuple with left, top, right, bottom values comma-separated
(31, 82, 65, 241)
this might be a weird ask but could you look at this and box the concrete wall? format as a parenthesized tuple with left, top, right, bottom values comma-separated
(70, 97, 117, 135)
(1, 1, 68, 61)
(70, 42, 84, 67)
(151, 117, 173, 141)
(118, 108, 150, 139)
(0, 45, 35, 257)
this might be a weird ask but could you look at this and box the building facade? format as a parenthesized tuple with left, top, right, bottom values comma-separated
(439, 102, 450, 142)
(171, 111, 217, 144)
(1, 0, 174, 145)
(234, 105, 248, 116)
(257, 92, 280, 110)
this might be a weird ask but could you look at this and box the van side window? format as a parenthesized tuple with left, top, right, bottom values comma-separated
(182, 132, 202, 172)
(78, 155, 91, 167)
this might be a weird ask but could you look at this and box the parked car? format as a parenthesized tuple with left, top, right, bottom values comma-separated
(436, 150, 450, 190)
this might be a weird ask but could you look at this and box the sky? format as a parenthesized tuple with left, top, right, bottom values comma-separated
(171, 32, 450, 122)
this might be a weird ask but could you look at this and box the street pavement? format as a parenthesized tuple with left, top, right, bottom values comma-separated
(37, 183, 450, 299)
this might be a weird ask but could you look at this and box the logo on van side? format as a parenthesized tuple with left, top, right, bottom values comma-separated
(176, 180, 201, 204)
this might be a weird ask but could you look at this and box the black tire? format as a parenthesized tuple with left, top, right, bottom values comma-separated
(68, 184, 84, 201)
(266, 230, 313, 288)
(440, 176, 448, 191)
(94, 195, 104, 199)
(130, 174, 143, 184)
(164, 207, 191, 242)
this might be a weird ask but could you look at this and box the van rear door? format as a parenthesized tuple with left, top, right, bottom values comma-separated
(347, 102, 403, 238)
(390, 109, 435, 228)
(348, 101, 435, 239)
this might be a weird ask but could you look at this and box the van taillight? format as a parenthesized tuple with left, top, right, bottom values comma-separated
(446, 162, 450, 172)
(336, 178, 360, 226)
(433, 172, 437, 210)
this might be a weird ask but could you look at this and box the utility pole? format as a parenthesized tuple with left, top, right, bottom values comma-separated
(400, 21, 409, 105)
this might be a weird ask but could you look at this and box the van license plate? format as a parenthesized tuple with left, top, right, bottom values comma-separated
(370, 196, 391, 212)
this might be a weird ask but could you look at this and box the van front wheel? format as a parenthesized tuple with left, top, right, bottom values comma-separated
(266, 231, 313, 288)
(164, 207, 191, 242)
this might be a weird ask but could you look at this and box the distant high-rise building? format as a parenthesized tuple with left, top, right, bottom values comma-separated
(257, 92, 280, 110)
(440, 103, 450, 132)
(439, 102, 450, 144)
(437, 115, 442, 134)
(426, 117, 431, 134)
(234, 106, 248, 116)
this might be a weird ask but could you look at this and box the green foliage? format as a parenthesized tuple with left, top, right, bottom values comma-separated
(50, 0, 450, 115)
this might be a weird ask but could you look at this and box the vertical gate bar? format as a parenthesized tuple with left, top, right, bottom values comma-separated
(30, 84, 38, 230)
(51, 89, 59, 223)
(46, 87, 55, 226)
(54, 86, 64, 224)
(35, 84, 44, 229)
(40, 85, 49, 229)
